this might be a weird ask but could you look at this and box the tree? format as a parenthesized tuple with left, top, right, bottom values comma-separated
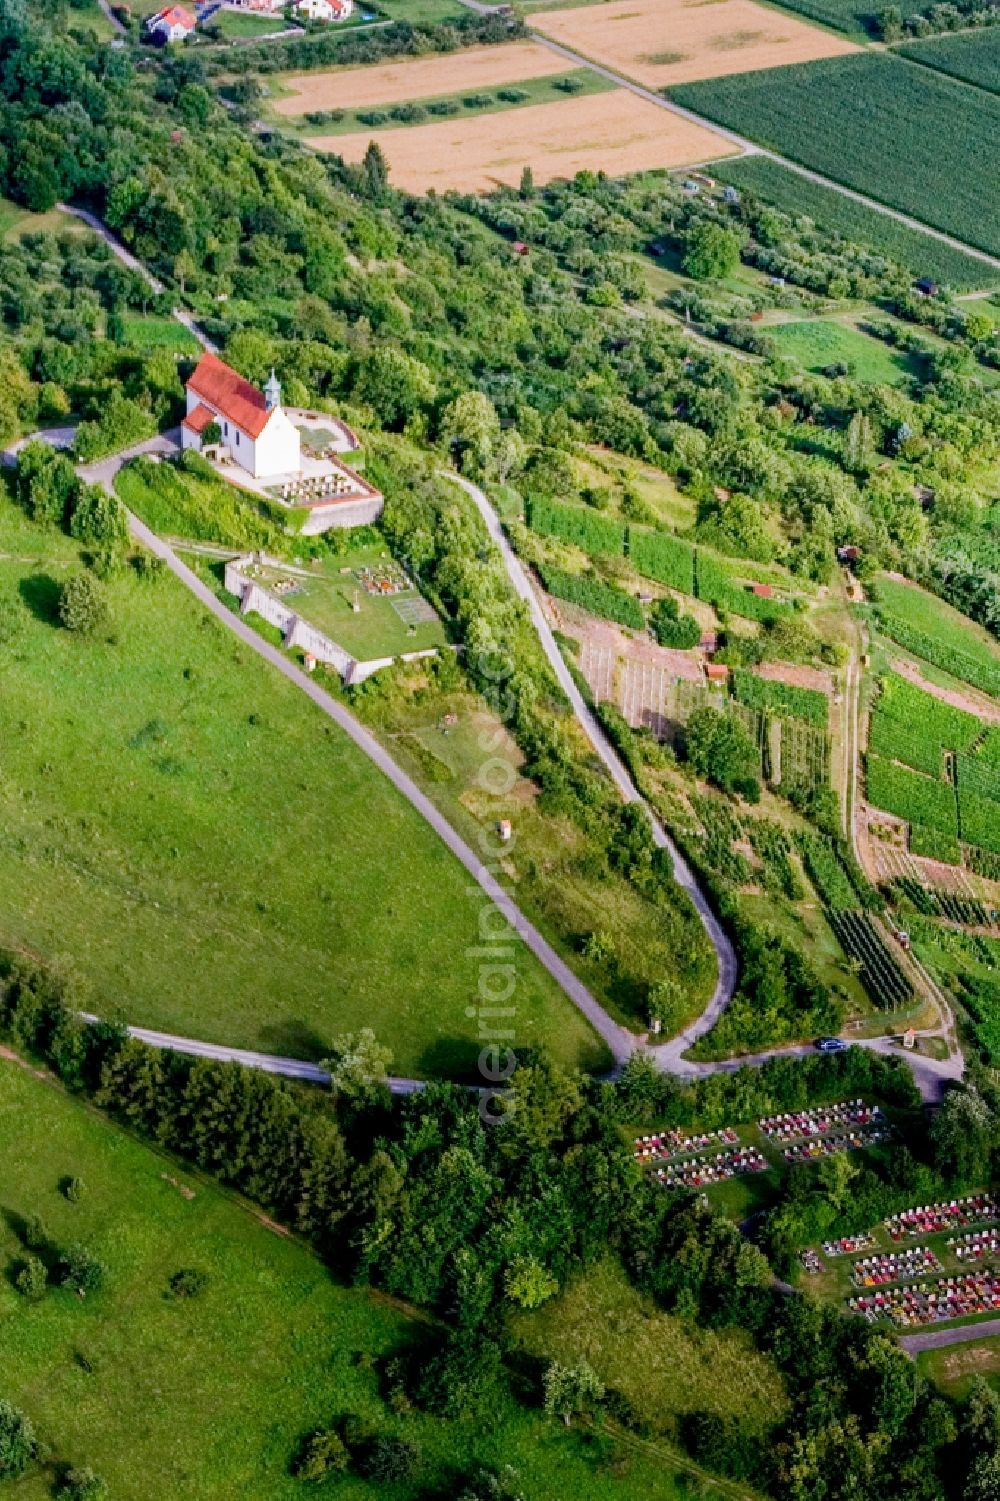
(59, 1244, 106, 1295)
(293, 1428, 349, 1481)
(358, 1435, 419, 1482)
(414, 1336, 505, 1419)
(362, 140, 390, 200)
(352, 347, 435, 430)
(68, 486, 128, 551)
(931, 1086, 995, 1184)
(519, 165, 534, 198)
(323, 1028, 393, 1109)
(440, 391, 500, 476)
(58, 573, 109, 635)
(684, 706, 760, 799)
(504, 1256, 558, 1310)
(542, 1360, 604, 1427)
(201, 420, 221, 447)
(15, 441, 79, 527)
(0, 1400, 35, 1479)
(682, 221, 743, 282)
(875, 3, 903, 39)
(843, 410, 874, 474)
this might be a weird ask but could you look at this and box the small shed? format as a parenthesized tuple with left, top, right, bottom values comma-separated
(704, 662, 729, 684)
(512, 241, 529, 256)
(723, 185, 740, 206)
(914, 277, 939, 297)
(837, 545, 860, 563)
(303, 652, 317, 674)
(750, 583, 773, 599)
(699, 631, 719, 655)
(498, 819, 513, 843)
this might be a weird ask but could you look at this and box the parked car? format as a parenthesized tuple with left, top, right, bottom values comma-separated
(814, 1036, 848, 1053)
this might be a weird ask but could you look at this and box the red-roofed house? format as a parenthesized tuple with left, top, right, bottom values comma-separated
(146, 4, 196, 40)
(182, 353, 301, 480)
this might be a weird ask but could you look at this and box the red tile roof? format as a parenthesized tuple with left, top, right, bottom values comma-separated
(182, 402, 217, 435)
(152, 3, 196, 27)
(186, 352, 272, 439)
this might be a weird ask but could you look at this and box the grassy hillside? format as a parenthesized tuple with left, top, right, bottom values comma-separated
(0, 493, 605, 1077)
(0, 1057, 729, 1500)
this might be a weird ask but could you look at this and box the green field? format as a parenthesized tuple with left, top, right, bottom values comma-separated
(293, 70, 611, 135)
(116, 457, 281, 548)
(253, 549, 447, 659)
(900, 27, 1000, 97)
(918, 1338, 1000, 1399)
(211, 6, 288, 36)
(120, 315, 201, 354)
(0, 494, 605, 1078)
(673, 54, 1000, 260)
(873, 575, 1000, 699)
(768, 316, 921, 384)
(0, 1058, 724, 1501)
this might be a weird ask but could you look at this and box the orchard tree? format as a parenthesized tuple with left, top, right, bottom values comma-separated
(293, 1428, 349, 1481)
(59, 1243, 106, 1296)
(542, 1360, 604, 1427)
(504, 1255, 558, 1310)
(682, 221, 743, 282)
(323, 1028, 392, 1109)
(0, 1400, 35, 1480)
(58, 573, 110, 635)
(68, 485, 129, 552)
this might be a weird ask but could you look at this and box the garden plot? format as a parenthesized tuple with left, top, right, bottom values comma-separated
(530, 0, 857, 89)
(313, 89, 736, 193)
(272, 41, 570, 114)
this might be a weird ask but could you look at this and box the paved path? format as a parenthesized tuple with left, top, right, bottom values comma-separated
(82, 450, 637, 1068)
(97, 0, 127, 34)
(899, 1319, 1000, 1355)
(446, 474, 739, 1054)
(529, 35, 1000, 278)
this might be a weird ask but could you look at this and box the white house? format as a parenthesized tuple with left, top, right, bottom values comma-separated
(295, 0, 353, 20)
(146, 4, 197, 40)
(181, 353, 301, 481)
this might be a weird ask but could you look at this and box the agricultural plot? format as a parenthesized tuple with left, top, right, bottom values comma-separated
(781, 717, 829, 789)
(712, 157, 989, 289)
(315, 90, 736, 193)
(828, 910, 913, 1008)
(694, 553, 792, 622)
(538, 563, 644, 628)
(759, 0, 926, 35)
(672, 54, 1000, 260)
(866, 755, 958, 836)
(530, 0, 858, 89)
(732, 667, 829, 727)
(900, 28, 1000, 97)
(271, 42, 572, 114)
(868, 672, 980, 779)
(527, 495, 627, 557)
(873, 576, 1000, 700)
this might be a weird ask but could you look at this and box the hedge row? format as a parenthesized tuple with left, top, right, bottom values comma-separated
(538, 565, 645, 629)
(731, 669, 829, 728)
(526, 496, 626, 557)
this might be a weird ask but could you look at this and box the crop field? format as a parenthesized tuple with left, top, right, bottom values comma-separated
(119, 316, 201, 355)
(272, 42, 578, 114)
(527, 495, 627, 557)
(873, 576, 1000, 699)
(0, 1061, 705, 1501)
(866, 755, 958, 836)
(539, 563, 645, 629)
(713, 158, 993, 289)
(530, 0, 858, 89)
(630, 526, 696, 594)
(672, 54, 1000, 260)
(314, 90, 736, 192)
(768, 317, 921, 385)
(732, 667, 829, 726)
(760, 0, 926, 35)
(868, 672, 980, 778)
(0, 495, 604, 1079)
(900, 28, 1000, 97)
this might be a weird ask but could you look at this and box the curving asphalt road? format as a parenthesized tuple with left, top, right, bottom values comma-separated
(78, 439, 638, 1069)
(445, 473, 739, 1056)
(899, 1319, 1000, 1355)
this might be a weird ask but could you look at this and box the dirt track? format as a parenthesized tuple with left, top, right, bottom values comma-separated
(313, 88, 735, 192)
(273, 41, 571, 114)
(531, 0, 857, 89)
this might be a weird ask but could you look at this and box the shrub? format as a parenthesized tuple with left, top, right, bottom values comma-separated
(650, 596, 700, 648)
(61, 1468, 108, 1501)
(63, 1176, 86, 1202)
(0, 1401, 35, 1480)
(68, 485, 129, 551)
(15, 1255, 47, 1300)
(413, 1337, 505, 1419)
(168, 1267, 209, 1299)
(496, 87, 529, 102)
(57, 573, 110, 635)
(292, 1428, 349, 1480)
(359, 1435, 420, 1482)
(59, 1244, 106, 1296)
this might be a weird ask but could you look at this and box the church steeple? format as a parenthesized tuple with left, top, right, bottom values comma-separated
(264, 368, 281, 411)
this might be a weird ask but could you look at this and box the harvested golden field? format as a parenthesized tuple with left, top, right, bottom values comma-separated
(273, 41, 570, 114)
(531, 0, 858, 88)
(311, 88, 735, 192)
